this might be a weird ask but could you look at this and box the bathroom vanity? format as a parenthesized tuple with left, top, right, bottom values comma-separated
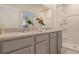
(0, 30, 62, 54)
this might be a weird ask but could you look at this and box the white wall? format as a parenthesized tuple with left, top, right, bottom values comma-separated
(64, 4, 79, 16)
(0, 5, 19, 28)
(64, 5, 79, 45)
(56, 5, 64, 30)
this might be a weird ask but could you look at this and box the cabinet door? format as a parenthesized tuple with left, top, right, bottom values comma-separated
(57, 31, 62, 53)
(10, 46, 34, 54)
(2, 36, 34, 53)
(50, 38, 57, 54)
(36, 40, 49, 54)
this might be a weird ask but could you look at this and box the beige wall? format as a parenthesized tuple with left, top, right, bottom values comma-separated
(56, 4, 79, 45)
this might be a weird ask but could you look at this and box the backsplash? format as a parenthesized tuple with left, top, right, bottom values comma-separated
(0, 27, 39, 33)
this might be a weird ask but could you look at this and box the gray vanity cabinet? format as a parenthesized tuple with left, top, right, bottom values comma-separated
(50, 32, 58, 54)
(0, 30, 62, 54)
(36, 34, 49, 54)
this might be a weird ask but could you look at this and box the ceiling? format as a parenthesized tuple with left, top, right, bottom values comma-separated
(7, 4, 51, 12)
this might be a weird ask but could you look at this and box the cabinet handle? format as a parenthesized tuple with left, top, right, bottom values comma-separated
(36, 39, 48, 44)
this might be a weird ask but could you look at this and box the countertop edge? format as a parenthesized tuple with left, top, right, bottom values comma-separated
(0, 29, 61, 41)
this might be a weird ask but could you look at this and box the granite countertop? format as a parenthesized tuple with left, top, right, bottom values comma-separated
(0, 29, 61, 41)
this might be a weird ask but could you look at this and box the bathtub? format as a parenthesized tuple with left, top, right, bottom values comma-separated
(61, 42, 79, 54)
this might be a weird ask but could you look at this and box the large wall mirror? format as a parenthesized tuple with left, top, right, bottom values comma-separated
(0, 4, 52, 32)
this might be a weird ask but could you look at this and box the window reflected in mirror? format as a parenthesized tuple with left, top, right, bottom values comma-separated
(22, 11, 35, 28)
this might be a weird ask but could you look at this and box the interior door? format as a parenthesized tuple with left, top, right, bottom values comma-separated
(65, 16, 79, 44)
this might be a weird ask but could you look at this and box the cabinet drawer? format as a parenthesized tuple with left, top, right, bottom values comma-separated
(36, 40, 49, 54)
(50, 32, 57, 38)
(10, 46, 34, 54)
(2, 36, 34, 53)
(36, 34, 49, 43)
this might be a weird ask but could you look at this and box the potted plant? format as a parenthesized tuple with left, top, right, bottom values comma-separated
(36, 16, 45, 31)
(25, 16, 34, 31)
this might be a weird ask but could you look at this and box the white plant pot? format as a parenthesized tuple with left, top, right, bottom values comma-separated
(28, 24, 33, 31)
